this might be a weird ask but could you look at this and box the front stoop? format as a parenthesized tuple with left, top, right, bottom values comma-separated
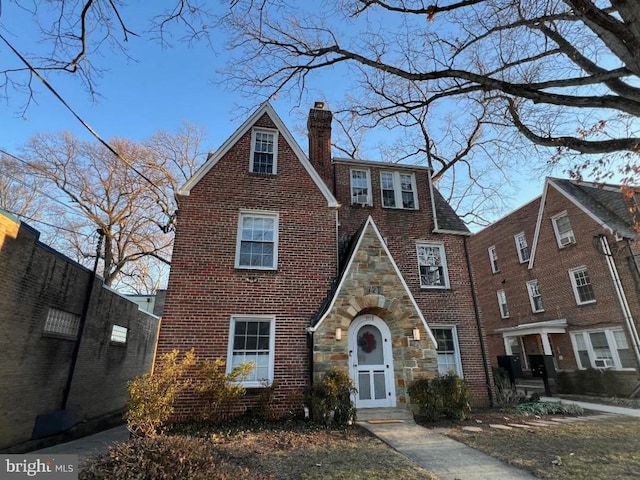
(356, 407, 415, 423)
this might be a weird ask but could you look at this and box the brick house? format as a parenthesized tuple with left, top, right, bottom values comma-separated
(157, 102, 493, 418)
(468, 177, 640, 394)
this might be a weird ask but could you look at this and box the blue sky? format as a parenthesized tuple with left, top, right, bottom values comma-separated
(0, 1, 545, 223)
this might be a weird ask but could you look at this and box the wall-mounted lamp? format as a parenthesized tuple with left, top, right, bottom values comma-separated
(412, 327, 421, 341)
(335, 327, 342, 340)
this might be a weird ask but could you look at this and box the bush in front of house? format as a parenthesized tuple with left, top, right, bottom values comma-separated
(408, 373, 472, 421)
(305, 368, 357, 426)
(79, 435, 272, 480)
(515, 401, 584, 416)
(125, 349, 196, 437)
(557, 368, 623, 396)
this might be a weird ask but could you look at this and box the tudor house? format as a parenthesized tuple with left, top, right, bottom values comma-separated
(157, 102, 493, 418)
(468, 178, 640, 395)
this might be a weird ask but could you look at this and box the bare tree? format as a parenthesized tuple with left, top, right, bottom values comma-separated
(215, 0, 640, 190)
(16, 125, 207, 289)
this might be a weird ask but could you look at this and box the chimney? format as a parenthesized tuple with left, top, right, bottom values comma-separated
(307, 101, 333, 189)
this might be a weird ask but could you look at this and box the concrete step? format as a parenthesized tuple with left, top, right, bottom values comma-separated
(356, 407, 415, 422)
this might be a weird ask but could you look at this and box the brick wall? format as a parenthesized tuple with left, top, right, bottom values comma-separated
(0, 211, 159, 449)
(157, 113, 338, 418)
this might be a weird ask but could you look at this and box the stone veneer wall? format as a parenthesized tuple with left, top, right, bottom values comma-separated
(313, 222, 438, 406)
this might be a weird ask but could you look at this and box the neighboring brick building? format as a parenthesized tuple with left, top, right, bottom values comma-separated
(469, 178, 640, 394)
(0, 209, 160, 450)
(157, 102, 493, 418)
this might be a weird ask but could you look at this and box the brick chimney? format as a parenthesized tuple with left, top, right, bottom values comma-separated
(307, 101, 333, 189)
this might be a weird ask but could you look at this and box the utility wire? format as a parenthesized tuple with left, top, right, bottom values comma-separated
(0, 33, 168, 203)
(1, 207, 93, 237)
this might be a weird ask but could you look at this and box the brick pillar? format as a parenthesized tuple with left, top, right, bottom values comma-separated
(307, 101, 333, 190)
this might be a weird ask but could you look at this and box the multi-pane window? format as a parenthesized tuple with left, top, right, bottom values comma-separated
(552, 212, 575, 247)
(350, 169, 372, 205)
(497, 290, 509, 318)
(514, 233, 530, 263)
(380, 171, 417, 209)
(250, 129, 277, 174)
(236, 212, 279, 269)
(488, 246, 499, 273)
(417, 242, 449, 288)
(569, 266, 596, 304)
(110, 325, 128, 344)
(432, 327, 463, 376)
(571, 329, 635, 370)
(43, 308, 80, 338)
(228, 317, 275, 386)
(526, 280, 544, 313)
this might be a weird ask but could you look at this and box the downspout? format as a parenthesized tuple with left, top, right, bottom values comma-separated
(464, 236, 494, 407)
(599, 235, 640, 369)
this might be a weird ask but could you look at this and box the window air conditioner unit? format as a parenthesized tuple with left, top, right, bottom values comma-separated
(560, 234, 575, 246)
(594, 358, 615, 368)
(353, 195, 369, 206)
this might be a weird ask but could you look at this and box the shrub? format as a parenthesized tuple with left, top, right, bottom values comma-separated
(408, 373, 472, 421)
(556, 371, 574, 394)
(515, 401, 584, 416)
(254, 380, 280, 421)
(493, 367, 519, 406)
(79, 435, 270, 480)
(125, 349, 196, 437)
(305, 368, 357, 426)
(195, 358, 254, 423)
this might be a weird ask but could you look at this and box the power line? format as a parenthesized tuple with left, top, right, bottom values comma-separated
(1, 207, 93, 237)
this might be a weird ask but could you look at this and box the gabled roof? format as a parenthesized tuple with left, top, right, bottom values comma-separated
(431, 186, 471, 235)
(178, 103, 339, 207)
(529, 177, 638, 266)
(309, 215, 438, 348)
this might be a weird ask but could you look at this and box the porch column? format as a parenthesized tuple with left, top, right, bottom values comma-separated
(540, 332, 552, 355)
(503, 336, 513, 355)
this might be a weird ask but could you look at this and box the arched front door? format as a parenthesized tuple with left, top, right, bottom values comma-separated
(349, 314, 396, 408)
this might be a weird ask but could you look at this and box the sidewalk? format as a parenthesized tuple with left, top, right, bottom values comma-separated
(541, 396, 640, 417)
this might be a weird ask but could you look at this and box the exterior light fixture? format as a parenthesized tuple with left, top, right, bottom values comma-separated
(335, 327, 342, 340)
(412, 327, 421, 341)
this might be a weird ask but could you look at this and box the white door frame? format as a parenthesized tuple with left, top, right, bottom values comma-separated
(349, 314, 396, 408)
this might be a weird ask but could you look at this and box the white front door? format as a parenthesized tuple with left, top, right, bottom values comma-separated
(349, 315, 396, 408)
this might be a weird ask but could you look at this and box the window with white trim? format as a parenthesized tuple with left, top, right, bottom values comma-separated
(488, 246, 499, 273)
(569, 266, 596, 304)
(417, 242, 449, 288)
(250, 129, 277, 174)
(552, 212, 575, 247)
(514, 232, 530, 263)
(526, 280, 544, 313)
(350, 168, 372, 205)
(497, 290, 509, 318)
(571, 329, 635, 370)
(432, 327, 463, 376)
(43, 308, 80, 338)
(228, 316, 275, 387)
(110, 325, 128, 344)
(380, 171, 418, 209)
(236, 212, 279, 270)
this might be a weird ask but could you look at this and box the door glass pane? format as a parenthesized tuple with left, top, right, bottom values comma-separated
(358, 372, 371, 400)
(357, 326, 384, 365)
(373, 371, 386, 399)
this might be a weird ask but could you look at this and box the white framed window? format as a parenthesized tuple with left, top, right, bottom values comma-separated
(497, 290, 509, 318)
(571, 329, 635, 370)
(380, 171, 418, 209)
(552, 211, 575, 248)
(235, 211, 279, 270)
(227, 316, 275, 387)
(110, 325, 128, 344)
(416, 242, 449, 288)
(514, 232, 530, 263)
(43, 308, 80, 338)
(526, 280, 544, 313)
(250, 128, 278, 174)
(569, 266, 596, 305)
(432, 326, 463, 377)
(350, 168, 372, 206)
(488, 246, 499, 273)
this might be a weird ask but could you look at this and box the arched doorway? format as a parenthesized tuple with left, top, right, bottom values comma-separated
(348, 314, 396, 408)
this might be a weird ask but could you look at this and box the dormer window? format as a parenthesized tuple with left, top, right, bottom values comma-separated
(350, 168, 372, 206)
(250, 129, 277, 174)
(380, 171, 418, 209)
(552, 211, 575, 248)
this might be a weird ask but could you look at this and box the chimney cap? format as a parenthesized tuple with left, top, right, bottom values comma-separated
(314, 101, 325, 109)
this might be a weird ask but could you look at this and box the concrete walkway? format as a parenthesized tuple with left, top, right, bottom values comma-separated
(541, 396, 640, 417)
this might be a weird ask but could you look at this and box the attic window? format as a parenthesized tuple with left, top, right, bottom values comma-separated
(552, 211, 575, 248)
(250, 128, 278, 175)
(351, 168, 372, 206)
(380, 171, 418, 209)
